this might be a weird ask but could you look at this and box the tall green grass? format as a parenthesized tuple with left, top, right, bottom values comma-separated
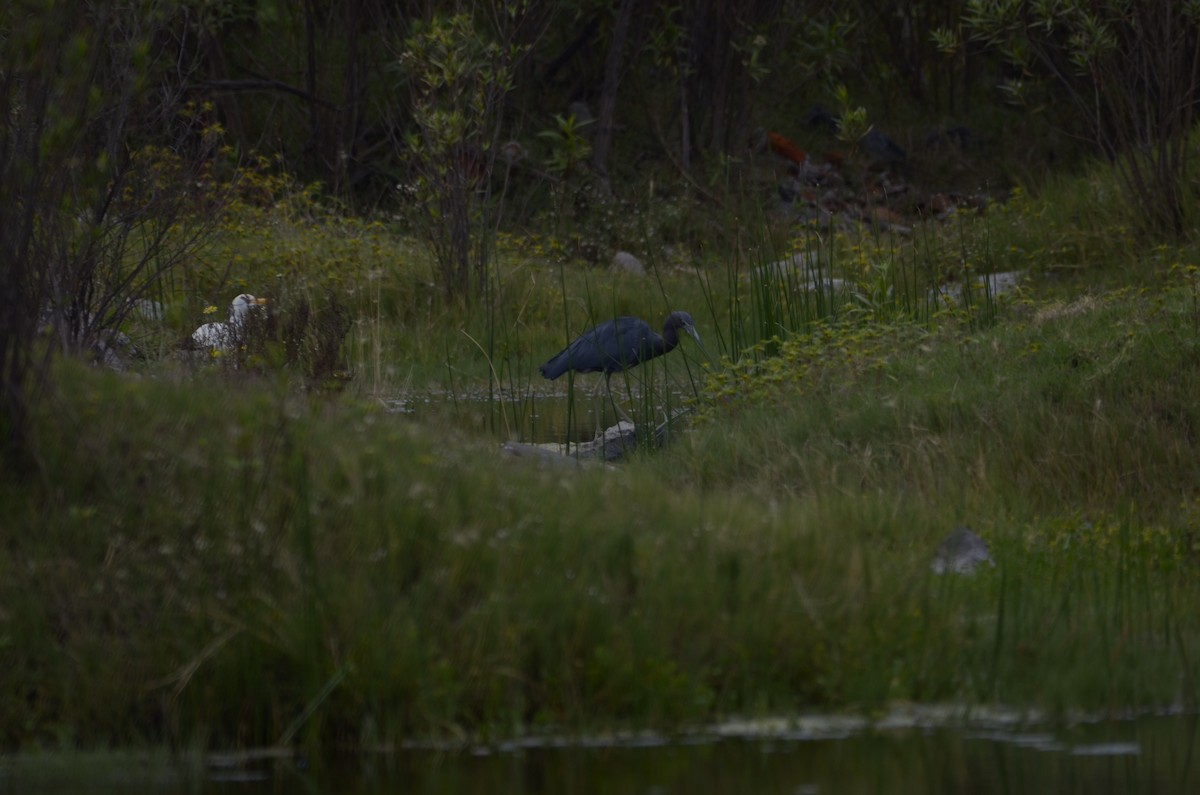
(10, 145, 1200, 752)
(5, 277, 1200, 750)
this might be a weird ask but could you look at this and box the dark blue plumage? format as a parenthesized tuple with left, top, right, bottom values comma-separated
(539, 311, 700, 381)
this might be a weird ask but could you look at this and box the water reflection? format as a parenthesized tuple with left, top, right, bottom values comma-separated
(9, 714, 1198, 795)
(350, 716, 1197, 795)
(391, 389, 696, 445)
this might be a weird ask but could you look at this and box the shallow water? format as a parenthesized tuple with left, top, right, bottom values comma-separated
(391, 389, 695, 445)
(8, 712, 1199, 794)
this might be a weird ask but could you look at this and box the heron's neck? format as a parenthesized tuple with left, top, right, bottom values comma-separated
(658, 330, 676, 354)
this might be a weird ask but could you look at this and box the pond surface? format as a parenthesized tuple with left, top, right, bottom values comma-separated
(9, 711, 1199, 795)
(392, 388, 697, 446)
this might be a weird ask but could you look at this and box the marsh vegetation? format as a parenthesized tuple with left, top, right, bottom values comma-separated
(3, 0, 1200, 766)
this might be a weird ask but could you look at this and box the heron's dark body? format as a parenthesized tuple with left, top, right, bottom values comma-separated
(539, 312, 698, 380)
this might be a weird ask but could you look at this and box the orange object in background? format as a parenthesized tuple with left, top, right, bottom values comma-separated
(768, 131, 807, 166)
(821, 149, 846, 167)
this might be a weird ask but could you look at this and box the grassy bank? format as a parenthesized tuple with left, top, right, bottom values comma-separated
(5, 265, 1200, 750)
(6, 150, 1200, 750)
(11, 1, 1200, 760)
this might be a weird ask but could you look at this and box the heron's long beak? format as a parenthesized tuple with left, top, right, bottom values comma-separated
(684, 324, 709, 356)
(254, 297, 269, 306)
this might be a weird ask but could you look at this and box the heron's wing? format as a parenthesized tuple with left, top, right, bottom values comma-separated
(607, 321, 655, 367)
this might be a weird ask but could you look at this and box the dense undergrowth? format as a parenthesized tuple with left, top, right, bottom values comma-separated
(9, 0, 1200, 762)
(5, 147, 1200, 751)
(6, 281, 1200, 750)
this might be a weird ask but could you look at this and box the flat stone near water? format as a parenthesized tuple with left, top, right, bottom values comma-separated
(503, 410, 692, 465)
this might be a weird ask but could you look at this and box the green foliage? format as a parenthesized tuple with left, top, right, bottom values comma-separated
(697, 320, 911, 421)
(0, 0, 215, 465)
(644, 3, 690, 75)
(680, 283, 1200, 508)
(537, 113, 593, 177)
(832, 84, 870, 146)
(732, 31, 771, 86)
(795, 12, 859, 92)
(963, 0, 1200, 235)
(397, 13, 522, 302)
(12, 10, 1200, 752)
(9, 285, 1200, 747)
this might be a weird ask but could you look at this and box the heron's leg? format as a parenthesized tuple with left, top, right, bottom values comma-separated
(603, 371, 634, 425)
(581, 375, 603, 439)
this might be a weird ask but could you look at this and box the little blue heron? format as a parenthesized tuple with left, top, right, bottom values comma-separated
(539, 311, 701, 423)
(191, 293, 268, 354)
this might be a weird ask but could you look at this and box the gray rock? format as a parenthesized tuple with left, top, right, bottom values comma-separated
(860, 128, 907, 168)
(90, 329, 135, 372)
(567, 101, 594, 126)
(501, 441, 588, 469)
(932, 271, 1023, 306)
(516, 408, 693, 465)
(612, 251, 645, 276)
(753, 255, 848, 296)
(931, 526, 995, 575)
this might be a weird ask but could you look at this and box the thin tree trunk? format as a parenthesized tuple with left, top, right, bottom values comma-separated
(679, 75, 690, 171)
(339, 0, 363, 200)
(305, 0, 320, 154)
(592, 0, 637, 190)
